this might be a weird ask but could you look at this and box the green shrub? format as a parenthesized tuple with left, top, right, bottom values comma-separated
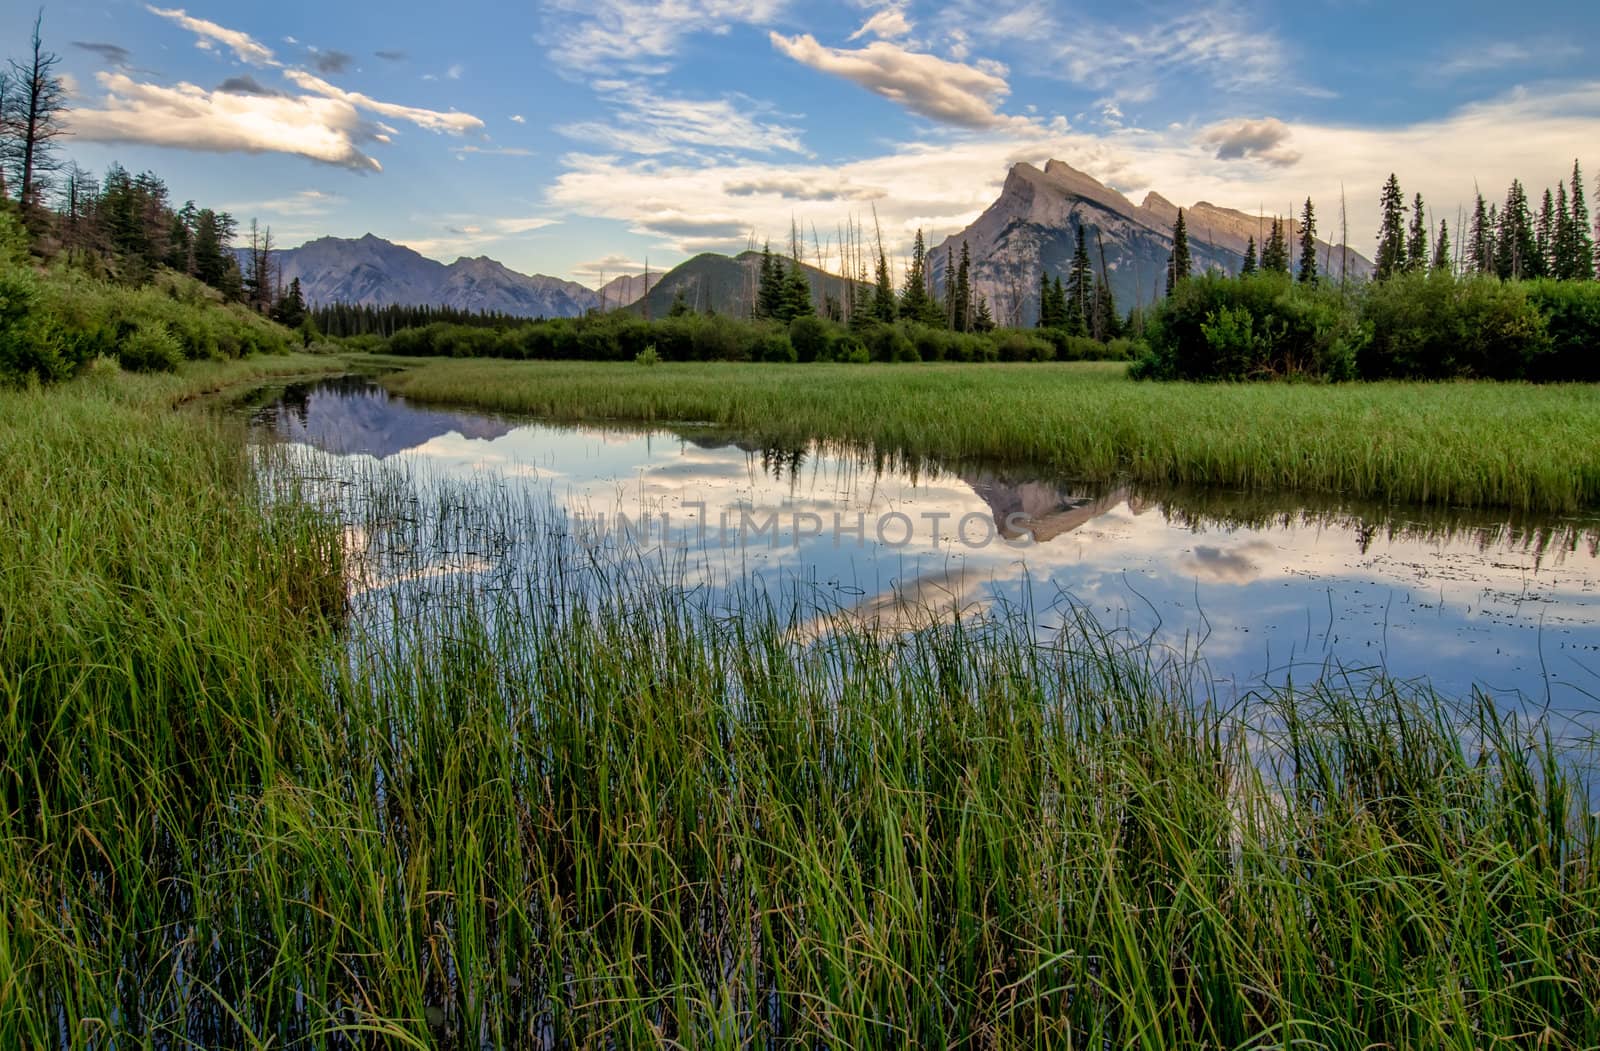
(757, 330, 796, 363)
(994, 329, 1055, 362)
(117, 321, 185, 373)
(788, 314, 830, 363)
(634, 345, 661, 366)
(1524, 279, 1600, 382)
(1359, 272, 1547, 379)
(1137, 273, 1364, 380)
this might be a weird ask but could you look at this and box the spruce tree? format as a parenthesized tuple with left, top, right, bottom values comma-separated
(1037, 268, 1051, 328)
(1375, 174, 1408, 279)
(1468, 195, 1492, 275)
(1297, 198, 1318, 284)
(872, 250, 896, 322)
(783, 253, 813, 321)
(1496, 179, 1537, 280)
(1241, 236, 1257, 276)
(899, 229, 934, 322)
(1536, 188, 1556, 276)
(1166, 208, 1191, 295)
(1405, 193, 1428, 272)
(973, 294, 994, 333)
(955, 241, 972, 332)
(1065, 225, 1093, 336)
(756, 244, 781, 320)
(1569, 160, 1595, 281)
(1431, 219, 1451, 273)
(1262, 218, 1289, 274)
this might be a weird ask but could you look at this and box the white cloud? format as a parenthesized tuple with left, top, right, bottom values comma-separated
(453, 145, 536, 157)
(558, 82, 806, 156)
(573, 253, 645, 281)
(510, 114, 527, 123)
(447, 63, 464, 80)
(284, 70, 484, 135)
(548, 81, 1600, 263)
(543, 0, 787, 72)
(770, 32, 1012, 129)
(147, 5, 277, 66)
(848, 6, 913, 42)
(1438, 39, 1583, 77)
(71, 73, 385, 171)
(226, 189, 343, 216)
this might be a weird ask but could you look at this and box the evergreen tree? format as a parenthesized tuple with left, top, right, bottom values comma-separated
(1091, 227, 1119, 341)
(272, 277, 307, 328)
(756, 244, 781, 320)
(783, 252, 813, 321)
(1568, 160, 1595, 281)
(899, 229, 934, 322)
(1261, 217, 1289, 274)
(1375, 173, 1408, 279)
(941, 246, 957, 329)
(1431, 219, 1451, 273)
(1536, 188, 1556, 276)
(1052, 276, 1066, 328)
(668, 287, 692, 318)
(1240, 236, 1257, 276)
(1297, 198, 1318, 284)
(973, 294, 994, 333)
(1495, 179, 1537, 280)
(1065, 224, 1093, 335)
(1468, 194, 1492, 275)
(1166, 208, 1191, 296)
(1405, 192, 1428, 272)
(872, 249, 896, 322)
(955, 240, 972, 332)
(1036, 267, 1052, 328)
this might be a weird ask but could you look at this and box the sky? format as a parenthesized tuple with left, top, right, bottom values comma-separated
(8, 0, 1599, 285)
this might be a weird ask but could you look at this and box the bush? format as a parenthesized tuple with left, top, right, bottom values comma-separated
(1136, 273, 1364, 381)
(1359, 272, 1547, 380)
(1524, 279, 1600, 382)
(788, 314, 830, 363)
(634, 345, 661, 366)
(118, 321, 185, 373)
(756, 330, 796, 363)
(993, 330, 1055, 363)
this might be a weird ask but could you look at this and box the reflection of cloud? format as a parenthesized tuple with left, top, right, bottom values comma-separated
(1178, 540, 1276, 584)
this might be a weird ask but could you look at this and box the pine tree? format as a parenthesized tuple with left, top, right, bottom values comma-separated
(973, 294, 994, 333)
(1065, 224, 1092, 335)
(1536, 188, 1556, 276)
(1431, 219, 1451, 273)
(783, 251, 813, 321)
(1405, 193, 1428, 272)
(1166, 208, 1191, 295)
(1375, 174, 1408, 279)
(1240, 236, 1257, 276)
(1495, 179, 1537, 280)
(1262, 218, 1289, 274)
(899, 229, 934, 322)
(1568, 160, 1595, 281)
(1091, 227, 1119, 341)
(756, 244, 781, 320)
(1036, 268, 1052, 328)
(1297, 198, 1318, 284)
(872, 249, 896, 322)
(1468, 194, 1492, 275)
(273, 277, 308, 328)
(955, 241, 972, 332)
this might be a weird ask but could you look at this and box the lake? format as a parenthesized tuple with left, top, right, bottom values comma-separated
(252, 375, 1600, 725)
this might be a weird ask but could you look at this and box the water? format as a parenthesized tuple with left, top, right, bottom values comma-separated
(252, 376, 1600, 720)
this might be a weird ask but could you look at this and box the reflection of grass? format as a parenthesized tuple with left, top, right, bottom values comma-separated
(379, 358, 1600, 512)
(5, 361, 1599, 1045)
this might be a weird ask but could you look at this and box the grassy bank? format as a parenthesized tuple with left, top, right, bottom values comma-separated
(380, 358, 1600, 513)
(2, 362, 1597, 1046)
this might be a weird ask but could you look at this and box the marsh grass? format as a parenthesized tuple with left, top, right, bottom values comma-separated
(1, 363, 1597, 1047)
(379, 358, 1600, 514)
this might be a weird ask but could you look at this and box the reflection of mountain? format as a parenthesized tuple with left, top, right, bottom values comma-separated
(965, 473, 1132, 543)
(258, 378, 516, 458)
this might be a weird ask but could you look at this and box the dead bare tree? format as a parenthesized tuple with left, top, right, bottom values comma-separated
(8, 12, 69, 222)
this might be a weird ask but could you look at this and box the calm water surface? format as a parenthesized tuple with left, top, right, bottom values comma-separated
(253, 376, 1600, 721)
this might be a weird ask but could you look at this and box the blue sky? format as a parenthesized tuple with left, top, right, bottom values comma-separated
(8, 0, 1598, 284)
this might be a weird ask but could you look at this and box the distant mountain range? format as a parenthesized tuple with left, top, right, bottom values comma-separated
(261, 235, 624, 319)
(264, 162, 1374, 324)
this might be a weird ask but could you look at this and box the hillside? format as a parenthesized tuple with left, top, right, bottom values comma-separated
(627, 251, 868, 319)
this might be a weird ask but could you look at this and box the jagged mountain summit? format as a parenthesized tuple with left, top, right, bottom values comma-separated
(267, 234, 601, 318)
(931, 161, 1375, 326)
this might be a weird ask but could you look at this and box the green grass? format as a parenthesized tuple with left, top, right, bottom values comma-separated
(378, 358, 1600, 513)
(2, 360, 1597, 1046)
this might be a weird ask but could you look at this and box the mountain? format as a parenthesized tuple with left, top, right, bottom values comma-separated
(264, 234, 600, 318)
(627, 251, 866, 319)
(930, 161, 1375, 326)
(596, 273, 651, 310)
